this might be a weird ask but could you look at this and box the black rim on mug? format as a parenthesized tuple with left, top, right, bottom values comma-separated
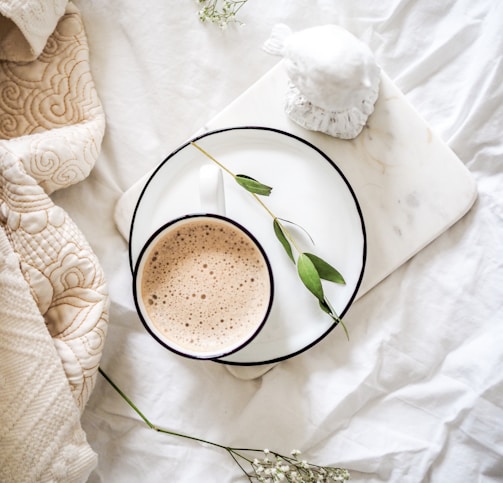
(132, 213, 275, 360)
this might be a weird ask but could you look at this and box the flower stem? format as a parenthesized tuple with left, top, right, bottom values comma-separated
(99, 368, 350, 481)
(99, 367, 227, 450)
(99, 367, 153, 429)
(98, 368, 277, 480)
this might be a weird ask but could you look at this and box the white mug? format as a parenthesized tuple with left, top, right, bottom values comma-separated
(132, 166, 274, 360)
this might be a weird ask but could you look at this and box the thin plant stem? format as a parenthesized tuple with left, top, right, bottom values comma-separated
(191, 141, 303, 254)
(99, 368, 227, 450)
(191, 141, 236, 178)
(250, 192, 304, 254)
(99, 367, 153, 428)
(99, 368, 275, 480)
(98, 368, 350, 481)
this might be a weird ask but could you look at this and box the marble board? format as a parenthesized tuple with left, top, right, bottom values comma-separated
(184, 61, 477, 299)
(115, 61, 477, 370)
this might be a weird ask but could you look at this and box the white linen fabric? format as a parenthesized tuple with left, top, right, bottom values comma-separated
(55, 0, 502, 481)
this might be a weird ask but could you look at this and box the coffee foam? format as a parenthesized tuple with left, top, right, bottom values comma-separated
(140, 217, 271, 355)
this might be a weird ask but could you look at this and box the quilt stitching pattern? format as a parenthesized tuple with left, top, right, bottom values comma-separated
(0, 6, 108, 412)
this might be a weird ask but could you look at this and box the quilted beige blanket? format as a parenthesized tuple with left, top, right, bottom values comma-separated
(0, 1, 108, 481)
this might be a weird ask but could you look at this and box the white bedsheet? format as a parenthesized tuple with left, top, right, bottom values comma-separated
(62, 1, 503, 481)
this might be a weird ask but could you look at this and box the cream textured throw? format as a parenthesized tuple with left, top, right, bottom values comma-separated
(0, 1, 108, 481)
(0, 227, 98, 482)
(0, 0, 67, 61)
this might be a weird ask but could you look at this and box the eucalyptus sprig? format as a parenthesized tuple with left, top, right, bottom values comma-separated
(197, 0, 249, 28)
(191, 141, 348, 338)
(99, 368, 350, 482)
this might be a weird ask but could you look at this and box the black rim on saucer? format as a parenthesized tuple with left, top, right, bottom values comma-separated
(129, 126, 367, 366)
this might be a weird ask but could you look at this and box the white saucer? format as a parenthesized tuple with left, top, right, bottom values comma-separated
(130, 127, 366, 365)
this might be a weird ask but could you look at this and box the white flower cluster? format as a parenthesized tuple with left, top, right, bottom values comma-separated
(249, 449, 350, 482)
(197, 0, 248, 28)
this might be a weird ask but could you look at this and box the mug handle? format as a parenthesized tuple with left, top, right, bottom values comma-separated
(199, 164, 226, 216)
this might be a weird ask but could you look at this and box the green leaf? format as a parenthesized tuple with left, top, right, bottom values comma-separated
(235, 174, 272, 196)
(338, 317, 350, 340)
(319, 299, 331, 314)
(277, 217, 315, 245)
(297, 253, 324, 302)
(305, 253, 346, 285)
(273, 219, 294, 262)
(319, 299, 350, 340)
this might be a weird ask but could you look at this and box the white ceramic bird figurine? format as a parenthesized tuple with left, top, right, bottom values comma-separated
(263, 24, 381, 139)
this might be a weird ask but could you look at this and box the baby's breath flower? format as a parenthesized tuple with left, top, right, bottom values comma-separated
(241, 446, 349, 482)
(197, 0, 249, 28)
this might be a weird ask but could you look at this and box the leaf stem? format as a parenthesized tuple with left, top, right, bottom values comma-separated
(191, 141, 305, 255)
(275, 217, 304, 255)
(191, 141, 236, 179)
(248, 192, 304, 254)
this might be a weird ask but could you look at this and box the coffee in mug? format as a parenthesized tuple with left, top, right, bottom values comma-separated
(133, 214, 274, 359)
